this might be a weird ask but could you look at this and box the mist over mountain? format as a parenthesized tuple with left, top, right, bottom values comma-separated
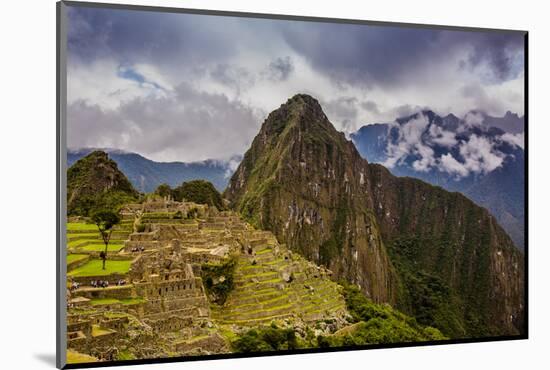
(68, 148, 238, 193)
(351, 110, 525, 250)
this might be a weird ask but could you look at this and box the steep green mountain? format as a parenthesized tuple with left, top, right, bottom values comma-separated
(225, 94, 524, 338)
(368, 165, 524, 337)
(67, 150, 139, 216)
(225, 94, 397, 304)
(350, 112, 525, 250)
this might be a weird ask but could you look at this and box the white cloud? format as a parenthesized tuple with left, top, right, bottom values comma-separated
(500, 132, 525, 149)
(381, 112, 510, 178)
(458, 134, 505, 173)
(463, 111, 485, 128)
(383, 113, 434, 170)
(439, 153, 469, 177)
(131, 64, 174, 92)
(68, 60, 170, 110)
(67, 83, 262, 163)
(224, 157, 243, 179)
(429, 124, 458, 147)
(412, 144, 436, 172)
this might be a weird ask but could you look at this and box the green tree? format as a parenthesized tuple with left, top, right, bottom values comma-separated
(91, 210, 121, 270)
(172, 180, 224, 209)
(155, 183, 173, 198)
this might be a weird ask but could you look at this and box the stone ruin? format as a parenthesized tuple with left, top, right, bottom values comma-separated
(66, 198, 349, 363)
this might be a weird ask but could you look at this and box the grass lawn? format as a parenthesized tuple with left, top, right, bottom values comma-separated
(91, 324, 113, 337)
(67, 239, 90, 249)
(90, 297, 145, 306)
(67, 232, 99, 239)
(67, 254, 88, 264)
(68, 259, 133, 277)
(67, 350, 98, 364)
(67, 223, 98, 232)
(142, 212, 177, 219)
(68, 239, 124, 251)
(79, 242, 125, 253)
(117, 350, 136, 361)
(89, 298, 119, 306)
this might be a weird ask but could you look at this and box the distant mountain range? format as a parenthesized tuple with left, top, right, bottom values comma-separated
(351, 110, 525, 250)
(67, 148, 237, 193)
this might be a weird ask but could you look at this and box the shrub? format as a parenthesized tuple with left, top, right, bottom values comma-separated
(172, 180, 224, 210)
(232, 325, 299, 353)
(317, 283, 448, 346)
(201, 257, 237, 304)
(154, 183, 172, 198)
(187, 207, 199, 219)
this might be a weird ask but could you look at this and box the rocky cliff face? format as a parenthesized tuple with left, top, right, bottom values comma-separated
(225, 94, 524, 337)
(225, 94, 397, 304)
(368, 164, 524, 336)
(350, 112, 525, 250)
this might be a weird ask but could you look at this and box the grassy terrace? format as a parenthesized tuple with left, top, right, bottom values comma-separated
(68, 259, 133, 277)
(91, 324, 114, 337)
(141, 212, 177, 219)
(90, 297, 145, 306)
(67, 254, 88, 264)
(67, 240, 125, 252)
(67, 350, 98, 364)
(67, 222, 99, 232)
(67, 220, 129, 253)
(213, 245, 346, 325)
(67, 232, 99, 240)
(68, 222, 133, 233)
(78, 242, 125, 253)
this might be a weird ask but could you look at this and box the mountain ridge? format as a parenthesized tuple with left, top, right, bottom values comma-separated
(68, 148, 237, 193)
(225, 94, 524, 337)
(351, 110, 525, 250)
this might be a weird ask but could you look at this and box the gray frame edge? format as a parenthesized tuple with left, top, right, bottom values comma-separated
(57, 1, 68, 368)
(55, 2, 529, 369)
(63, 0, 527, 34)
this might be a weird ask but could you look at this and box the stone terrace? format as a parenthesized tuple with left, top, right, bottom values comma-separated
(66, 198, 349, 363)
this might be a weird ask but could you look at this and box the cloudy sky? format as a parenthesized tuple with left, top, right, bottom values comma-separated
(67, 5, 525, 163)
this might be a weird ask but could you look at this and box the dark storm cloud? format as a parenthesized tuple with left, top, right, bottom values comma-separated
(68, 6, 238, 68)
(266, 57, 295, 81)
(68, 6, 524, 89)
(360, 101, 380, 114)
(322, 96, 360, 132)
(281, 23, 440, 87)
(281, 22, 524, 87)
(464, 32, 524, 81)
(210, 64, 255, 93)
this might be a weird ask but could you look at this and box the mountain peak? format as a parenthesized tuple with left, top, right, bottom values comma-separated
(260, 93, 336, 142)
(67, 150, 138, 215)
(283, 93, 326, 121)
(286, 93, 322, 107)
